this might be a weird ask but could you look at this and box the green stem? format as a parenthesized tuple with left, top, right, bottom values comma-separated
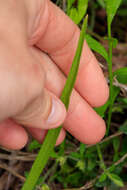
(21, 16, 88, 190)
(96, 144, 107, 172)
(106, 21, 113, 136)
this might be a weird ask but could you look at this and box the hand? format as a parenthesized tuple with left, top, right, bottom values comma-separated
(0, 0, 109, 150)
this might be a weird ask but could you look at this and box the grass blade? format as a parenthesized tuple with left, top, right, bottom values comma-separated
(21, 15, 88, 190)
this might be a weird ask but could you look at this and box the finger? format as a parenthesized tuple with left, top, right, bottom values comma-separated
(32, 0, 109, 107)
(32, 48, 106, 144)
(14, 89, 66, 130)
(0, 119, 28, 150)
(27, 127, 66, 146)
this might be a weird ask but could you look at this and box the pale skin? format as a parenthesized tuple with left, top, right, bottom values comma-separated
(0, 0, 109, 150)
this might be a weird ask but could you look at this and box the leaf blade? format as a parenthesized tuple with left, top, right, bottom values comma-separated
(105, 0, 122, 25)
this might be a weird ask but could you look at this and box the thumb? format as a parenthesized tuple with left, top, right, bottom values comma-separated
(3, 48, 67, 130)
(14, 88, 67, 130)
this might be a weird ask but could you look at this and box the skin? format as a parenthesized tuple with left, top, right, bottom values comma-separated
(0, 0, 109, 150)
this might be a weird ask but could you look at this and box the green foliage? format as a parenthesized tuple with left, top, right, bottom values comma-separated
(107, 173, 124, 187)
(97, 0, 105, 8)
(41, 184, 50, 190)
(95, 86, 120, 117)
(67, 0, 88, 24)
(99, 173, 107, 183)
(85, 34, 108, 61)
(113, 67, 127, 84)
(104, 0, 122, 25)
(79, 143, 86, 158)
(113, 137, 120, 162)
(28, 140, 41, 152)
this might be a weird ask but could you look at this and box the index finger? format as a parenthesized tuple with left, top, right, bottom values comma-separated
(32, 0, 109, 107)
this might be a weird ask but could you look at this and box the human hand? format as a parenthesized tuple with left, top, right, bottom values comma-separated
(0, 0, 109, 150)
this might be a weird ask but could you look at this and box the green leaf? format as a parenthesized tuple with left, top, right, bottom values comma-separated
(21, 16, 88, 190)
(68, 0, 88, 24)
(95, 86, 120, 117)
(87, 158, 96, 171)
(66, 172, 83, 186)
(120, 98, 127, 104)
(67, 0, 75, 11)
(86, 34, 108, 61)
(119, 120, 127, 135)
(41, 184, 50, 190)
(28, 140, 41, 152)
(104, 0, 122, 25)
(113, 137, 120, 162)
(113, 137, 120, 153)
(70, 152, 81, 159)
(56, 156, 66, 167)
(50, 150, 59, 159)
(95, 100, 109, 118)
(76, 160, 85, 171)
(97, 0, 105, 8)
(107, 173, 124, 187)
(79, 143, 86, 158)
(113, 67, 127, 84)
(99, 173, 107, 182)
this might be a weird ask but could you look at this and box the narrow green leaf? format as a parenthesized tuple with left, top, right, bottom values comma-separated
(107, 173, 124, 187)
(113, 67, 127, 84)
(95, 101, 109, 118)
(113, 137, 120, 153)
(85, 34, 108, 61)
(99, 173, 107, 182)
(21, 16, 88, 190)
(113, 137, 120, 162)
(97, 0, 105, 8)
(95, 86, 120, 117)
(104, 0, 122, 25)
(68, 0, 88, 24)
(79, 143, 86, 157)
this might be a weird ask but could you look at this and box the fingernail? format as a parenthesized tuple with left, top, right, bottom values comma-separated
(46, 98, 66, 126)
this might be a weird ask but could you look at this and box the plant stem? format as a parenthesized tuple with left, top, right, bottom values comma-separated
(96, 144, 107, 172)
(106, 21, 113, 136)
(21, 16, 88, 190)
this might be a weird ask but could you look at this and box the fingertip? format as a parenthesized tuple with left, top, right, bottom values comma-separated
(42, 92, 67, 129)
(77, 54, 109, 108)
(64, 97, 106, 145)
(82, 118, 106, 145)
(0, 119, 28, 150)
(93, 79, 109, 108)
